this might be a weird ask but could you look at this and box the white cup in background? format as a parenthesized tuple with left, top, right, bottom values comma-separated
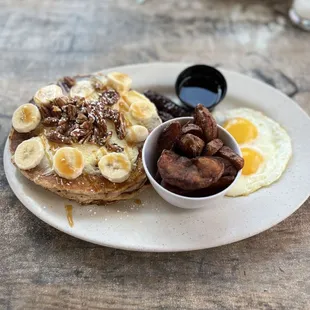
(290, 0, 310, 31)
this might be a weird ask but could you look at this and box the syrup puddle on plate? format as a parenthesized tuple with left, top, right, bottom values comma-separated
(134, 199, 142, 205)
(65, 204, 74, 227)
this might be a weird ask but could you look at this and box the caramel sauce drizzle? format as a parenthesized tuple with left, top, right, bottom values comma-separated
(22, 106, 33, 123)
(134, 199, 142, 205)
(65, 204, 74, 227)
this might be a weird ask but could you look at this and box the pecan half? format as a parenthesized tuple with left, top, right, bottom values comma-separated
(106, 143, 124, 153)
(58, 116, 69, 125)
(63, 76, 76, 88)
(46, 131, 72, 144)
(38, 105, 51, 118)
(79, 131, 92, 144)
(98, 132, 112, 146)
(65, 104, 77, 120)
(56, 123, 69, 134)
(42, 117, 59, 127)
(51, 105, 62, 117)
(76, 112, 88, 124)
(100, 89, 120, 105)
(70, 128, 88, 139)
(80, 120, 92, 130)
(94, 110, 108, 133)
(115, 113, 126, 139)
(54, 96, 69, 107)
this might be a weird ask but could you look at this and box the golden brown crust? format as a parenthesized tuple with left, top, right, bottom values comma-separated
(193, 104, 218, 142)
(203, 139, 224, 156)
(157, 121, 182, 155)
(176, 133, 205, 158)
(217, 146, 245, 170)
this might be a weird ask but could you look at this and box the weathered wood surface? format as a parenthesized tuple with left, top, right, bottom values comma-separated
(1, 0, 310, 309)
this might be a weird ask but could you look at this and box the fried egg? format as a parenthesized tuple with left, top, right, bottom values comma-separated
(213, 108, 292, 196)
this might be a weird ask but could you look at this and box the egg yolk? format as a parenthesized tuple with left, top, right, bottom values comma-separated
(224, 118, 258, 144)
(241, 147, 263, 175)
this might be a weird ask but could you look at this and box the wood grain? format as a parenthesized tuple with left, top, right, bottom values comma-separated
(1, 0, 310, 309)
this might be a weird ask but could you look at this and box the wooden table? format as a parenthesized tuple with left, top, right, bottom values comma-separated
(1, 0, 310, 309)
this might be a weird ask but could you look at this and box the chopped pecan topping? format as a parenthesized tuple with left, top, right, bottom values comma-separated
(98, 131, 112, 146)
(38, 105, 50, 118)
(45, 131, 72, 144)
(94, 110, 108, 133)
(106, 143, 124, 153)
(80, 120, 92, 130)
(76, 112, 88, 123)
(67, 123, 79, 136)
(70, 128, 89, 138)
(56, 123, 68, 134)
(39, 93, 126, 146)
(64, 104, 77, 120)
(42, 117, 59, 127)
(51, 105, 62, 117)
(58, 116, 69, 125)
(63, 76, 76, 88)
(100, 89, 120, 105)
(96, 107, 125, 139)
(115, 113, 126, 140)
(54, 96, 69, 107)
(79, 131, 92, 144)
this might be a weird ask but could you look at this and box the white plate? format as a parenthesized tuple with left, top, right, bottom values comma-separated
(4, 62, 310, 252)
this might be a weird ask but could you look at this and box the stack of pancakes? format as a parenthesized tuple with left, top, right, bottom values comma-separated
(9, 72, 161, 204)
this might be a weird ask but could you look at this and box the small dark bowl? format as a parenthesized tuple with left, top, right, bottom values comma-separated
(175, 64, 227, 111)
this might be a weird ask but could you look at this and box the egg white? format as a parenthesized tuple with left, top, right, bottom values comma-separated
(213, 108, 292, 196)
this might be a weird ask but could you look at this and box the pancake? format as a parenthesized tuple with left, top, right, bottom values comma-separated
(9, 72, 161, 205)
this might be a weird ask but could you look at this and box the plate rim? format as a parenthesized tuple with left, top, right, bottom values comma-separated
(4, 62, 310, 252)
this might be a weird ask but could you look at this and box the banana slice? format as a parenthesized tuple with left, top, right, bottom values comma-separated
(14, 137, 45, 170)
(70, 80, 95, 99)
(129, 100, 156, 121)
(124, 90, 148, 106)
(53, 147, 84, 180)
(117, 99, 130, 113)
(126, 125, 149, 143)
(91, 75, 108, 90)
(107, 72, 132, 93)
(34, 85, 63, 105)
(96, 146, 108, 161)
(98, 152, 131, 183)
(12, 104, 41, 133)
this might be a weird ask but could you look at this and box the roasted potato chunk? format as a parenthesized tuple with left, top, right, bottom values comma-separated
(160, 180, 191, 196)
(193, 104, 217, 142)
(157, 150, 224, 190)
(176, 133, 205, 158)
(157, 121, 182, 154)
(155, 170, 162, 183)
(181, 123, 203, 139)
(214, 157, 238, 177)
(209, 176, 235, 190)
(203, 138, 224, 156)
(217, 146, 244, 170)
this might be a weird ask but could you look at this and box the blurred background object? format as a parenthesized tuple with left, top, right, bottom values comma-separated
(290, 0, 310, 31)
